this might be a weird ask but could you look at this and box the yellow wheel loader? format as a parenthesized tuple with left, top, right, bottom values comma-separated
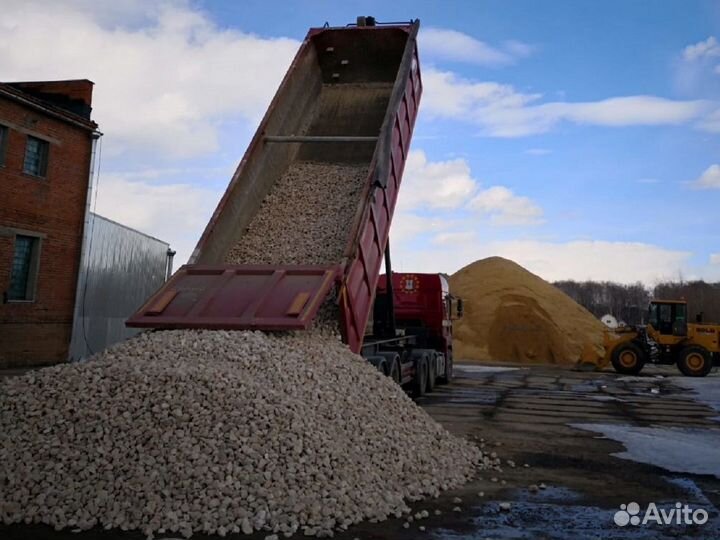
(604, 300, 719, 377)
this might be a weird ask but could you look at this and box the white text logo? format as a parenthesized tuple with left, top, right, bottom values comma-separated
(614, 502, 709, 527)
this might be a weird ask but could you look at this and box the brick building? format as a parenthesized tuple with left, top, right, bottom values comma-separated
(0, 80, 99, 367)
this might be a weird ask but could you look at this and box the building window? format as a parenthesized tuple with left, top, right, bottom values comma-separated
(0, 125, 8, 166)
(23, 136, 49, 177)
(8, 235, 41, 301)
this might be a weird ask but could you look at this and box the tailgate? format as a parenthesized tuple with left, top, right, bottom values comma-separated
(126, 264, 340, 331)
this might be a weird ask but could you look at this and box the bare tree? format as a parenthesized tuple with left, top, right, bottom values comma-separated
(554, 280, 651, 325)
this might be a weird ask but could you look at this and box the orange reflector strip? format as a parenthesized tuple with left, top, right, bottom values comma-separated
(286, 292, 310, 316)
(147, 289, 178, 316)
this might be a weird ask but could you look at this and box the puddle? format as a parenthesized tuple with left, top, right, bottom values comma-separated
(571, 423, 720, 478)
(617, 376, 655, 382)
(431, 389, 501, 406)
(570, 381, 605, 392)
(512, 485, 582, 503)
(457, 366, 522, 374)
(590, 395, 626, 402)
(431, 495, 720, 539)
(665, 476, 719, 509)
(675, 376, 720, 416)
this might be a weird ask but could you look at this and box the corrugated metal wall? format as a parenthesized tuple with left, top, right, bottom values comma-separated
(69, 213, 170, 361)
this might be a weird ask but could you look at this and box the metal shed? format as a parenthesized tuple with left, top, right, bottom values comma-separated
(69, 213, 173, 360)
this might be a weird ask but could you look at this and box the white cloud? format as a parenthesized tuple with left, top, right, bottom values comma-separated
(0, 1, 299, 158)
(525, 148, 551, 155)
(490, 241, 691, 283)
(94, 174, 220, 265)
(469, 186, 544, 225)
(710, 254, 720, 265)
(503, 40, 534, 58)
(430, 231, 477, 246)
(390, 213, 454, 244)
(689, 164, 720, 189)
(683, 36, 720, 62)
(422, 68, 713, 137)
(398, 150, 543, 228)
(420, 28, 532, 66)
(399, 150, 478, 211)
(20, 0, 170, 25)
(697, 108, 720, 133)
(675, 36, 720, 97)
(548, 96, 707, 126)
(392, 239, 692, 284)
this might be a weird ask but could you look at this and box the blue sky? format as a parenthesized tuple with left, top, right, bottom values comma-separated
(2, 0, 718, 283)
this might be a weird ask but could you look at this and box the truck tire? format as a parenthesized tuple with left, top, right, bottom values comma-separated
(426, 353, 437, 393)
(377, 360, 388, 376)
(365, 356, 387, 374)
(438, 351, 453, 384)
(378, 352, 401, 384)
(611, 342, 646, 375)
(388, 357, 401, 384)
(677, 345, 713, 377)
(413, 357, 427, 398)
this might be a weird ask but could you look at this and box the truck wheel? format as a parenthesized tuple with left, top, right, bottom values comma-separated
(438, 352, 453, 384)
(389, 358, 401, 385)
(426, 354, 436, 393)
(611, 342, 646, 375)
(677, 346, 713, 377)
(413, 357, 427, 398)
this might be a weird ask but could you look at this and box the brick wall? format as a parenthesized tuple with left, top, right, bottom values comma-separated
(0, 93, 95, 367)
(10, 80, 94, 110)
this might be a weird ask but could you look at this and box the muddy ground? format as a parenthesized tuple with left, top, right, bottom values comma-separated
(2, 363, 720, 539)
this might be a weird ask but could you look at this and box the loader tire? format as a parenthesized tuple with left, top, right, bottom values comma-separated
(677, 346, 713, 377)
(611, 342, 646, 375)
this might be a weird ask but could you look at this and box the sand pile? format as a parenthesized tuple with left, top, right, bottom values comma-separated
(449, 257, 606, 367)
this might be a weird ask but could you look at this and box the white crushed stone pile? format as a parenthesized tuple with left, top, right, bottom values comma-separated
(0, 330, 482, 538)
(225, 161, 367, 266)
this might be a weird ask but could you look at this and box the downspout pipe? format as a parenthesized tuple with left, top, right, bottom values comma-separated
(165, 248, 176, 281)
(68, 130, 103, 361)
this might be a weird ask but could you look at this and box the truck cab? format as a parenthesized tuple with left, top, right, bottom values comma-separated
(375, 273, 456, 358)
(364, 272, 462, 395)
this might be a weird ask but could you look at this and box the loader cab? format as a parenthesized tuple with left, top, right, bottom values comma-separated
(648, 300, 687, 336)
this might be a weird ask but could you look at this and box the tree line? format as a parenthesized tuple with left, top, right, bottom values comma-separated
(553, 279, 720, 325)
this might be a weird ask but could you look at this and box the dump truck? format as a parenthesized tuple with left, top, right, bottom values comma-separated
(127, 17, 462, 394)
(605, 299, 720, 377)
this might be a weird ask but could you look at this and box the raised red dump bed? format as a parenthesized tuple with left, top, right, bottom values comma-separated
(127, 19, 422, 354)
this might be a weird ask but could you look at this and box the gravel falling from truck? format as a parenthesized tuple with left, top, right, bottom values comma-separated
(225, 161, 369, 266)
(0, 330, 485, 539)
(224, 160, 369, 331)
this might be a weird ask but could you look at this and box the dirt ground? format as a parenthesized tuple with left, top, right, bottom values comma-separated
(2, 363, 720, 540)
